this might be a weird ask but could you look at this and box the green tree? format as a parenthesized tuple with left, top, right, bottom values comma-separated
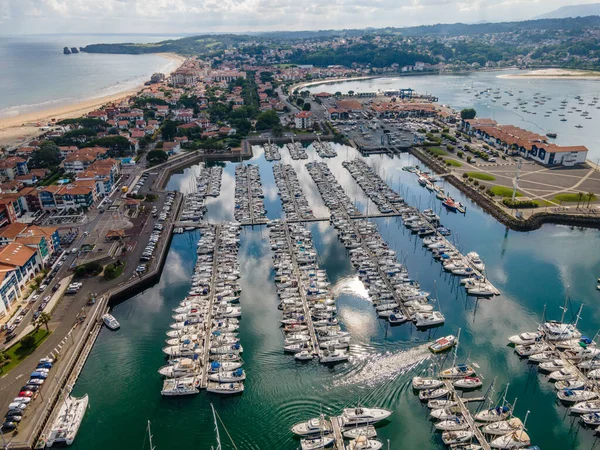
(147, 150, 168, 165)
(161, 120, 178, 141)
(460, 108, 477, 120)
(31, 141, 61, 168)
(296, 98, 304, 107)
(255, 110, 280, 131)
(38, 312, 51, 332)
(334, 92, 342, 97)
(272, 124, 284, 137)
(20, 334, 36, 350)
(302, 103, 312, 111)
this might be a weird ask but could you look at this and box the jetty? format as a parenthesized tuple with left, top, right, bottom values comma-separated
(330, 416, 345, 449)
(199, 224, 221, 388)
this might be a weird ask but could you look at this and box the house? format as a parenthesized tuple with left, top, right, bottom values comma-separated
(294, 111, 314, 129)
(162, 142, 181, 154)
(0, 157, 28, 180)
(0, 224, 59, 264)
(76, 158, 121, 197)
(0, 243, 43, 317)
(327, 108, 349, 120)
(18, 187, 41, 212)
(39, 183, 97, 211)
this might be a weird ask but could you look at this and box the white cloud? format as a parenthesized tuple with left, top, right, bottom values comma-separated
(0, 0, 596, 34)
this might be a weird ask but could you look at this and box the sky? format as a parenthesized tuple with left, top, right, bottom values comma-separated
(0, 0, 598, 35)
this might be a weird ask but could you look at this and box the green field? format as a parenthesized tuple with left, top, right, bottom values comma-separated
(1, 329, 51, 374)
(490, 186, 520, 197)
(428, 147, 448, 156)
(554, 192, 597, 203)
(467, 172, 496, 181)
(445, 159, 462, 167)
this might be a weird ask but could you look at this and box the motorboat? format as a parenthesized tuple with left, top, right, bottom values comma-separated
(102, 314, 120, 330)
(208, 368, 246, 383)
(339, 408, 392, 426)
(291, 416, 332, 436)
(489, 430, 530, 448)
(528, 351, 557, 363)
(430, 406, 461, 421)
(295, 351, 314, 361)
(555, 379, 586, 391)
(508, 331, 542, 346)
(207, 361, 243, 373)
(581, 412, 600, 426)
(548, 367, 577, 381)
(320, 349, 348, 364)
(429, 335, 457, 353)
(301, 436, 335, 450)
(466, 252, 485, 271)
(481, 417, 523, 436)
(45, 394, 88, 447)
(158, 358, 199, 378)
(538, 359, 564, 373)
(414, 311, 445, 328)
(515, 343, 549, 357)
(427, 399, 457, 409)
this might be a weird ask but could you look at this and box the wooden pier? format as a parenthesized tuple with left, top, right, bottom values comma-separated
(443, 381, 492, 450)
(199, 224, 221, 389)
(330, 416, 345, 450)
(281, 222, 321, 359)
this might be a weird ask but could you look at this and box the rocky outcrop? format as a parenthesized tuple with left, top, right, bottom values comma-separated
(63, 47, 71, 55)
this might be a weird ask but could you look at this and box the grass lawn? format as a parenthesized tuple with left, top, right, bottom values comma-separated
(444, 159, 463, 167)
(428, 147, 448, 156)
(467, 172, 496, 181)
(554, 192, 597, 203)
(490, 186, 521, 198)
(1, 329, 50, 374)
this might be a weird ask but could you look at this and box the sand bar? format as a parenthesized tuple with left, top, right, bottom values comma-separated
(498, 68, 600, 80)
(0, 52, 185, 149)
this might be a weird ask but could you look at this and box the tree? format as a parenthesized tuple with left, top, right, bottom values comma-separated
(460, 108, 477, 120)
(348, 90, 355, 96)
(296, 98, 304, 107)
(272, 124, 284, 137)
(31, 141, 61, 168)
(255, 110, 280, 131)
(334, 92, 342, 98)
(587, 192, 595, 208)
(577, 192, 584, 208)
(147, 150, 168, 165)
(302, 103, 312, 111)
(161, 120, 178, 141)
(38, 312, 51, 332)
(20, 334, 36, 350)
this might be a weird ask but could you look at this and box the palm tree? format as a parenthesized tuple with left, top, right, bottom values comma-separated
(577, 192, 584, 208)
(587, 192, 595, 208)
(38, 312, 51, 332)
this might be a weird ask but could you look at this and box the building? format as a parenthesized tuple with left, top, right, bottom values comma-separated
(0, 243, 42, 317)
(461, 119, 589, 166)
(39, 183, 97, 211)
(76, 158, 121, 197)
(0, 157, 28, 180)
(294, 111, 314, 129)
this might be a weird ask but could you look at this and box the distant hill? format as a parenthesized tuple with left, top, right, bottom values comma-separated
(536, 3, 600, 19)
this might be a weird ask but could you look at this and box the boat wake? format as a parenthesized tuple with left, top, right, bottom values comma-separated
(331, 275, 370, 300)
(333, 344, 431, 388)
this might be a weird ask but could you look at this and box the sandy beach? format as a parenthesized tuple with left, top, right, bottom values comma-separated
(0, 52, 185, 150)
(498, 68, 600, 80)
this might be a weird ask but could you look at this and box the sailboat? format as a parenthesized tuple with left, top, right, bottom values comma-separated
(438, 329, 476, 379)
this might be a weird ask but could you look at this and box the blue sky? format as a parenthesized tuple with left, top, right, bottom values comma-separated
(0, 0, 596, 34)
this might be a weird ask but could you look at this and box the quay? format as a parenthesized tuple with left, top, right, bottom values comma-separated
(199, 224, 221, 389)
(280, 223, 321, 359)
(443, 381, 492, 450)
(330, 416, 345, 450)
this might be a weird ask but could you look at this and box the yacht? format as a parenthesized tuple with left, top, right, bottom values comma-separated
(435, 417, 469, 431)
(291, 416, 332, 436)
(339, 407, 392, 426)
(412, 377, 443, 390)
(343, 426, 377, 439)
(414, 311, 445, 328)
(320, 349, 348, 364)
(161, 377, 199, 396)
(439, 364, 475, 379)
(508, 331, 542, 346)
(557, 388, 597, 403)
(441, 430, 474, 445)
(453, 377, 482, 390)
(207, 368, 246, 383)
(102, 314, 120, 330)
(158, 358, 199, 378)
(466, 252, 485, 271)
(474, 406, 511, 422)
(45, 394, 88, 447)
(571, 400, 600, 414)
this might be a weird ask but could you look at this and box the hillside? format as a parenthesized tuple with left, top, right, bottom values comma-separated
(536, 3, 600, 19)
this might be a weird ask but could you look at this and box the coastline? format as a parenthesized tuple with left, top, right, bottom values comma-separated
(292, 75, 380, 92)
(497, 68, 600, 80)
(0, 52, 185, 149)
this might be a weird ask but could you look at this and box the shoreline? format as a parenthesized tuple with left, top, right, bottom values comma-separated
(497, 68, 600, 80)
(0, 52, 185, 149)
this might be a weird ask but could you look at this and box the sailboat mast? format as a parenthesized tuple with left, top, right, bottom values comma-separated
(451, 328, 462, 368)
(574, 304, 584, 328)
(147, 420, 156, 450)
(211, 404, 222, 450)
(559, 287, 569, 323)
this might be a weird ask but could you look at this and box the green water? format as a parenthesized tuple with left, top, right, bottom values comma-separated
(71, 144, 600, 450)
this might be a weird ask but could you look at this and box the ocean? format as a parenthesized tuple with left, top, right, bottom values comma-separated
(306, 71, 600, 161)
(71, 144, 600, 450)
(0, 34, 182, 119)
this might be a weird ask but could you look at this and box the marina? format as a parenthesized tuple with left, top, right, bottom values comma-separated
(66, 137, 600, 450)
(234, 164, 268, 225)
